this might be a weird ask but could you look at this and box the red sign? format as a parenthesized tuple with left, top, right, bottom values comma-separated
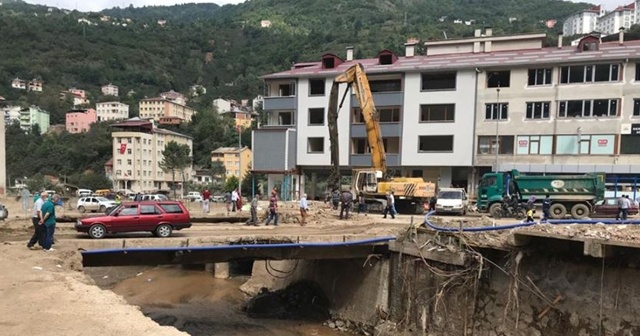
(119, 143, 127, 154)
(597, 139, 608, 147)
(519, 140, 528, 147)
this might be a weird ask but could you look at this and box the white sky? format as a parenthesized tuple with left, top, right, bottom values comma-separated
(24, 0, 626, 13)
(25, 0, 246, 12)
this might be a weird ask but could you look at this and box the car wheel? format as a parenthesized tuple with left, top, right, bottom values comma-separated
(99, 205, 107, 213)
(155, 224, 172, 238)
(78, 206, 86, 213)
(88, 224, 107, 239)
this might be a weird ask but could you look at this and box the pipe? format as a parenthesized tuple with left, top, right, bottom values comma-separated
(423, 211, 640, 232)
(81, 236, 397, 255)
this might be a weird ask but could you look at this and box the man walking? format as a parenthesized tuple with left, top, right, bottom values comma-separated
(264, 190, 279, 226)
(383, 191, 396, 219)
(40, 194, 59, 251)
(224, 191, 232, 213)
(231, 188, 239, 212)
(616, 195, 625, 220)
(340, 188, 353, 220)
(27, 192, 47, 250)
(202, 189, 211, 213)
(541, 194, 551, 222)
(620, 195, 631, 220)
(299, 193, 309, 226)
(246, 193, 260, 226)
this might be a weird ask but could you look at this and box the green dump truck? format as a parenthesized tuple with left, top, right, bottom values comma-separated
(476, 170, 605, 219)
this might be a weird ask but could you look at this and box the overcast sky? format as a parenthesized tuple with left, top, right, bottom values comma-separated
(24, 0, 624, 13)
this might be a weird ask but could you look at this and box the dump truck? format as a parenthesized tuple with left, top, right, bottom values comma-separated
(476, 169, 605, 219)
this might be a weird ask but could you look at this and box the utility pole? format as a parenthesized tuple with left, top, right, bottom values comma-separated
(237, 125, 242, 194)
(494, 86, 501, 173)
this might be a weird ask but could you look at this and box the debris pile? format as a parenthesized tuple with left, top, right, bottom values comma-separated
(243, 280, 330, 321)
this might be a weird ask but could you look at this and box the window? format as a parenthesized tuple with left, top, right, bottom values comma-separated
(477, 136, 514, 154)
(309, 79, 325, 96)
(634, 99, 640, 116)
(352, 138, 369, 154)
(352, 108, 364, 123)
(140, 204, 160, 215)
(119, 205, 138, 216)
(127, 149, 132, 154)
(516, 135, 553, 155)
(418, 135, 454, 152)
(307, 137, 324, 153)
(421, 72, 456, 90)
(560, 64, 620, 84)
(555, 134, 615, 155)
(117, 159, 122, 165)
(525, 102, 550, 119)
(487, 71, 510, 88)
(527, 68, 552, 86)
(621, 135, 640, 154)
(382, 137, 400, 153)
(379, 107, 401, 122)
(278, 83, 296, 96)
(379, 54, 393, 65)
(485, 103, 508, 120)
(127, 159, 132, 165)
(558, 99, 618, 118)
(369, 79, 402, 92)
(420, 104, 455, 122)
(308, 108, 325, 125)
(126, 170, 132, 176)
(278, 111, 294, 125)
(159, 204, 184, 213)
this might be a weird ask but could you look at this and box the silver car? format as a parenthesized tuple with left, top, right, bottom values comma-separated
(77, 197, 117, 213)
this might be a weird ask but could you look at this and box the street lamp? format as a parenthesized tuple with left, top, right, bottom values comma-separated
(494, 87, 501, 173)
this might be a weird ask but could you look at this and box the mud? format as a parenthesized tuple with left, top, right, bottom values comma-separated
(243, 281, 331, 320)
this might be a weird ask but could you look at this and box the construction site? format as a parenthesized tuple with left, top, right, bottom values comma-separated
(2, 196, 640, 336)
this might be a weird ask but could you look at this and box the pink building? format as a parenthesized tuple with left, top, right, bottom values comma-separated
(66, 108, 97, 133)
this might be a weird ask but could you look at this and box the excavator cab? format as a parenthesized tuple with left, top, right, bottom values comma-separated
(354, 169, 382, 194)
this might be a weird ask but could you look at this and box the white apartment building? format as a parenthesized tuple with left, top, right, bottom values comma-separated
(111, 118, 193, 193)
(101, 84, 119, 96)
(96, 101, 129, 121)
(563, 5, 604, 36)
(596, 3, 635, 35)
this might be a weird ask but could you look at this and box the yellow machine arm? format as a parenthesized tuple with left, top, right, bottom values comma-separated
(327, 63, 386, 190)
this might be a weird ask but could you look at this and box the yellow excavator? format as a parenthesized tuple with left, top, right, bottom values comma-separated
(327, 63, 436, 213)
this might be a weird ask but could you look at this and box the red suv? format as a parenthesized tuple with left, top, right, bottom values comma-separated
(75, 201, 191, 239)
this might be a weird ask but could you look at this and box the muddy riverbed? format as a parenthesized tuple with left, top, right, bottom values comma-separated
(85, 266, 349, 336)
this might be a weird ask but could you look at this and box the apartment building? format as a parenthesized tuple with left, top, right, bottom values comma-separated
(101, 84, 119, 96)
(474, 33, 640, 187)
(111, 118, 193, 193)
(139, 97, 196, 125)
(19, 106, 50, 134)
(160, 90, 187, 105)
(596, 3, 635, 35)
(562, 5, 604, 36)
(96, 101, 129, 121)
(213, 98, 255, 128)
(65, 108, 97, 133)
(3, 106, 21, 125)
(211, 146, 252, 179)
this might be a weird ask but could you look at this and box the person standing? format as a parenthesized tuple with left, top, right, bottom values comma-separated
(383, 192, 396, 219)
(621, 195, 631, 220)
(264, 191, 279, 226)
(541, 194, 551, 222)
(340, 188, 353, 220)
(40, 194, 59, 251)
(202, 189, 211, 213)
(299, 193, 309, 226)
(429, 197, 437, 213)
(357, 192, 367, 214)
(246, 193, 260, 226)
(231, 189, 239, 212)
(616, 195, 625, 220)
(224, 191, 232, 213)
(236, 188, 243, 212)
(27, 192, 47, 250)
(331, 189, 340, 210)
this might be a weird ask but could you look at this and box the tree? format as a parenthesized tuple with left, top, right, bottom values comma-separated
(224, 175, 239, 192)
(159, 141, 192, 199)
(210, 160, 227, 182)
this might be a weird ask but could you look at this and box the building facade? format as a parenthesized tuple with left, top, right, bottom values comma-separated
(20, 106, 50, 134)
(256, 29, 640, 199)
(139, 97, 196, 125)
(66, 108, 97, 133)
(562, 5, 604, 36)
(11, 78, 26, 90)
(101, 84, 119, 96)
(213, 98, 255, 128)
(211, 146, 252, 180)
(111, 118, 193, 193)
(28, 79, 43, 92)
(596, 3, 635, 35)
(96, 101, 129, 121)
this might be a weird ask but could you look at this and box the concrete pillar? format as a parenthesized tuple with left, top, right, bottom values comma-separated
(439, 167, 452, 188)
(214, 262, 230, 279)
(310, 172, 317, 199)
(298, 173, 305, 200)
(205, 263, 215, 274)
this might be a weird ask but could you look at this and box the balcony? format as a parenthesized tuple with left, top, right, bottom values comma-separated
(263, 96, 297, 111)
(252, 128, 297, 172)
(351, 92, 403, 107)
(350, 154, 400, 167)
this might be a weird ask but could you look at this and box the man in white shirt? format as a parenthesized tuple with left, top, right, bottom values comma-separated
(299, 194, 309, 226)
(231, 189, 239, 212)
(27, 192, 47, 249)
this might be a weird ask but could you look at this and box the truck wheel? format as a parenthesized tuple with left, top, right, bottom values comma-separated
(489, 203, 502, 218)
(571, 204, 590, 219)
(549, 204, 567, 219)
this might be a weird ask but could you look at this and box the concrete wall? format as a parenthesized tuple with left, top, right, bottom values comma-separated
(241, 258, 390, 325)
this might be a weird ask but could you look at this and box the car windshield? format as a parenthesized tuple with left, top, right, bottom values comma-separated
(96, 197, 111, 202)
(438, 191, 463, 199)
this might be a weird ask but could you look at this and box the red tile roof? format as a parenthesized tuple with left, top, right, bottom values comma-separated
(262, 39, 640, 79)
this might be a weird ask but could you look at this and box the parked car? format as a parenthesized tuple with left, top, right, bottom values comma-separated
(140, 194, 169, 202)
(592, 198, 639, 218)
(184, 191, 202, 202)
(77, 197, 117, 213)
(212, 195, 225, 203)
(77, 189, 93, 197)
(75, 201, 192, 239)
(435, 188, 469, 216)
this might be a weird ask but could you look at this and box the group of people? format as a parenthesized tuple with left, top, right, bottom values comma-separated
(199, 188, 244, 214)
(245, 188, 281, 226)
(27, 191, 60, 251)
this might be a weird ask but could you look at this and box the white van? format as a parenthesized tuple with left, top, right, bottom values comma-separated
(435, 188, 468, 216)
(77, 189, 93, 197)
